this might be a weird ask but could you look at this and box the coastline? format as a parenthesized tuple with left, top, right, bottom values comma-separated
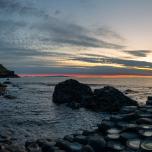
(0, 105, 152, 152)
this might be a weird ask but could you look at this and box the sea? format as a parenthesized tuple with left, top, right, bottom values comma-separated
(0, 77, 152, 145)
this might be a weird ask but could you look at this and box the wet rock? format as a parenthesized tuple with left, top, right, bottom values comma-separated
(126, 139, 141, 151)
(66, 102, 80, 109)
(121, 112, 138, 122)
(97, 120, 115, 133)
(88, 135, 106, 152)
(53, 79, 93, 104)
(82, 145, 94, 152)
(136, 118, 152, 125)
(139, 130, 152, 138)
(141, 140, 152, 151)
(64, 135, 74, 142)
(41, 143, 55, 152)
(25, 141, 40, 152)
(4, 95, 17, 100)
(107, 128, 122, 134)
(68, 142, 83, 152)
(53, 80, 138, 112)
(106, 141, 125, 151)
(117, 122, 137, 131)
(120, 132, 139, 144)
(120, 106, 137, 114)
(55, 140, 83, 152)
(55, 140, 71, 151)
(5, 144, 26, 152)
(106, 133, 120, 140)
(74, 135, 88, 145)
(0, 83, 7, 96)
(82, 130, 95, 136)
(93, 86, 138, 112)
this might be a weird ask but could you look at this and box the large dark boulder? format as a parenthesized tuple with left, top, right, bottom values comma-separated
(92, 86, 138, 112)
(53, 79, 138, 112)
(53, 79, 93, 104)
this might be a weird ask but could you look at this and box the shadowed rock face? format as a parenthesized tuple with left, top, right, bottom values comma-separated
(53, 79, 93, 104)
(92, 86, 138, 112)
(53, 79, 138, 112)
(0, 64, 19, 78)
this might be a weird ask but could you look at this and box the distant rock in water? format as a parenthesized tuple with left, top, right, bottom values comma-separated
(53, 79, 93, 104)
(0, 64, 19, 78)
(0, 83, 7, 95)
(53, 79, 138, 112)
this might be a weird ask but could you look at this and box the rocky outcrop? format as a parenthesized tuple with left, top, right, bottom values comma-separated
(0, 64, 19, 78)
(53, 79, 138, 112)
(92, 86, 138, 112)
(53, 79, 93, 104)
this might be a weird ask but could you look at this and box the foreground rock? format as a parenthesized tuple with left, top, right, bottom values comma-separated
(92, 86, 137, 112)
(1, 105, 152, 152)
(53, 79, 138, 112)
(53, 79, 93, 104)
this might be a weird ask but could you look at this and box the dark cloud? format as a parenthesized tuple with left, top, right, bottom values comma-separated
(125, 50, 151, 57)
(71, 55, 152, 68)
(32, 18, 124, 49)
(0, 0, 20, 11)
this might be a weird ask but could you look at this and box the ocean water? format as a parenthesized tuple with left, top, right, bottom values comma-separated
(0, 77, 152, 144)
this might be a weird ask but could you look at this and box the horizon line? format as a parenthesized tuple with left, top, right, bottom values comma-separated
(18, 73, 152, 78)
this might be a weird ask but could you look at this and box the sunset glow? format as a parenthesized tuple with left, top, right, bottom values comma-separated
(0, 0, 152, 76)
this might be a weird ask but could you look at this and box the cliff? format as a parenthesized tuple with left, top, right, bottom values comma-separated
(0, 64, 19, 78)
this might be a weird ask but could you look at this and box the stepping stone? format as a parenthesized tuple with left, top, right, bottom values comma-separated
(136, 118, 152, 125)
(106, 141, 125, 151)
(141, 140, 152, 151)
(74, 135, 88, 145)
(139, 124, 152, 130)
(107, 128, 122, 134)
(106, 133, 120, 140)
(98, 120, 115, 133)
(126, 139, 141, 150)
(139, 130, 152, 138)
(120, 132, 139, 143)
(117, 121, 137, 130)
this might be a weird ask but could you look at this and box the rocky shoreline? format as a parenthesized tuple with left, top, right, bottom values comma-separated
(1, 79, 152, 151)
(0, 105, 152, 152)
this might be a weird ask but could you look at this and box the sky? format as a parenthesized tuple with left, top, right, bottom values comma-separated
(0, 0, 152, 76)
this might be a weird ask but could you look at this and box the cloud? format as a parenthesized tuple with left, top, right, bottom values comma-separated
(0, 0, 125, 50)
(54, 10, 61, 15)
(95, 27, 126, 42)
(125, 50, 152, 57)
(71, 55, 152, 68)
(31, 18, 125, 49)
(1, 0, 151, 76)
